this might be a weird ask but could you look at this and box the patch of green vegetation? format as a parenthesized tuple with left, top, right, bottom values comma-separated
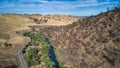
(111, 54, 120, 66)
(26, 42, 32, 47)
(23, 32, 54, 68)
(23, 32, 44, 41)
(114, 58, 120, 66)
(59, 61, 67, 68)
(92, 34, 97, 39)
(24, 48, 40, 67)
(41, 41, 54, 68)
(23, 32, 45, 46)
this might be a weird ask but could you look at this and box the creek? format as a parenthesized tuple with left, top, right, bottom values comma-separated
(45, 38, 60, 68)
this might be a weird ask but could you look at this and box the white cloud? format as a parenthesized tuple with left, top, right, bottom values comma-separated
(0, 0, 119, 14)
(1, 0, 119, 8)
(75, 1, 118, 7)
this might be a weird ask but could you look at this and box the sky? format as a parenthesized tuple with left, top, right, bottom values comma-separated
(0, 0, 120, 16)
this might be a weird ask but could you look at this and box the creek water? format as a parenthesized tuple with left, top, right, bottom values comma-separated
(45, 38, 60, 68)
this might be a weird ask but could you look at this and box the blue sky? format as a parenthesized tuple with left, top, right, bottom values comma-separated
(0, 0, 120, 16)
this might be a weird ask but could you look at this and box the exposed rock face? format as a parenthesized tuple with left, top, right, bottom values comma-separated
(30, 14, 79, 26)
(40, 8, 120, 68)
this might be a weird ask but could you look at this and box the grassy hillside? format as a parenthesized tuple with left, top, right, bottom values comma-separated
(0, 14, 35, 45)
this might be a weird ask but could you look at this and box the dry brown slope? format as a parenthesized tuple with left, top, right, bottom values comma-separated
(0, 14, 34, 68)
(40, 8, 120, 68)
(0, 14, 35, 44)
(30, 14, 79, 26)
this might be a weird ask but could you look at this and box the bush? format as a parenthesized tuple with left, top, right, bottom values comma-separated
(24, 48, 40, 67)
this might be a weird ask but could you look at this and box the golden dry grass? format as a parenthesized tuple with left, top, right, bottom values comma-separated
(0, 14, 36, 44)
(0, 14, 78, 44)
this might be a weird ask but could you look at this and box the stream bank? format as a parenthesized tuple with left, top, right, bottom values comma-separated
(45, 38, 60, 68)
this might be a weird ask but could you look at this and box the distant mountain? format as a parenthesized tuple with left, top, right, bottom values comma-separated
(77, 16, 88, 18)
(30, 14, 79, 26)
(40, 8, 120, 68)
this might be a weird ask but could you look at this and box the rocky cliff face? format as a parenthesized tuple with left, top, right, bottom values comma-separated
(40, 8, 120, 68)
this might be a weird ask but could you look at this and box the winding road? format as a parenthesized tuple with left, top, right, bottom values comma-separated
(18, 36, 31, 68)
(18, 46, 27, 68)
